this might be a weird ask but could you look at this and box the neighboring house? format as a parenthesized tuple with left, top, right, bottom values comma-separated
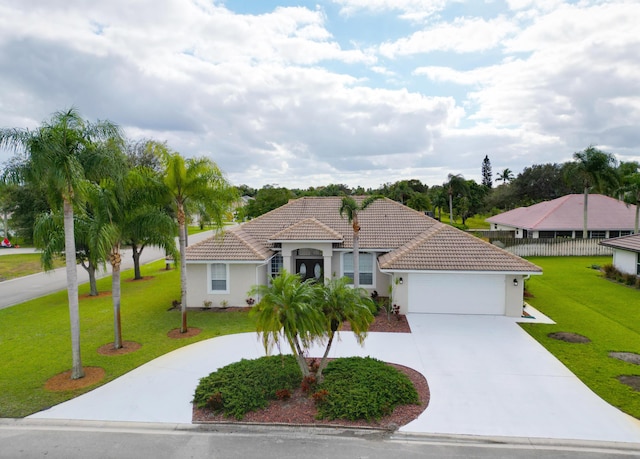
(186, 197, 541, 317)
(486, 194, 637, 239)
(600, 234, 640, 275)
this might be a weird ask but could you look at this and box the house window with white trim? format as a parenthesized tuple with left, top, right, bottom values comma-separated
(209, 263, 228, 292)
(270, 254, 283, 278)
(637, 253, 640, 276)
(343, 252, 374, 286)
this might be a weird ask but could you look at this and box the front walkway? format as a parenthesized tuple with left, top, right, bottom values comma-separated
(29, 313, 640, 444)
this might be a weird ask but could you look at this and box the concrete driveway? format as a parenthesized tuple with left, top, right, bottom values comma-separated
(29, 312, 640, 444)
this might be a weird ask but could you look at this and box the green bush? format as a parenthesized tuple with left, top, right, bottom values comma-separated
(602, 263, 620, 279)
(315, 357, 419, 421)
(193, 355, 301, 420)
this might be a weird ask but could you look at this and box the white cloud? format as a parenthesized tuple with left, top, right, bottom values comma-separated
(331, 0, 450, 21)
(379, 16, 518, 57)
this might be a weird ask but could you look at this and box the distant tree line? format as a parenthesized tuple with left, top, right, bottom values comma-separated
(237, 148, 640, 228)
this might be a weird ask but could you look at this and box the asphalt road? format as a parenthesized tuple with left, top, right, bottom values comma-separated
(0, 230, 215, 310)
(1, 420, 638, 459)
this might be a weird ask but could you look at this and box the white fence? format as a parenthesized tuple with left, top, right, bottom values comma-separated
(488, 238, 613, 257)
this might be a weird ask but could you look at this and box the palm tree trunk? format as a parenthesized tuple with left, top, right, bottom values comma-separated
(88, 262, 98, 296)
(353, 231, 360, 289)
(636, 201, 639, 234)
(178, 204, 188, 333)
(111, 246, 122, 349)
(289, 335, 310, 377)
(316, 332, 335, 383)
(583, 187, 589, 239)
(449, 192, 454, 224)
(63, 199, 84, 380)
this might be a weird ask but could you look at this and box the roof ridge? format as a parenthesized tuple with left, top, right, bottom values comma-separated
(530, 194, 572, 228)
(230, 227, 270, 259)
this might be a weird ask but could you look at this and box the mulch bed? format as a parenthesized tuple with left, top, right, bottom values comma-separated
(97, 341, 142, 356)
(610, 352, 640, 365)
(344, 313, 411, 333)
(618, 375, 640, 392)
(80, 291, 111, 299)
(548, 332, 591, 343)
(45, 367, 106, 392)
(192, 363, 429, 430)
(125, 276, 155, 282)
(167, 327, 202, 339)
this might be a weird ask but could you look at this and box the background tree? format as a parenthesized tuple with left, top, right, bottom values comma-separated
(428, 186, 448, 220)
(482, 155, 492, 188)
(339, 195, 381, 289)
(161, 148, 237, 333)
(245, 185, 294, 219)
(496, 168, 514, 184)
(0, 108, 122, 379)
(249, 270, 324, 377)
(445, 174, 469, 224)
(566, 146, 618, 238)
(617, 171, 640, 234)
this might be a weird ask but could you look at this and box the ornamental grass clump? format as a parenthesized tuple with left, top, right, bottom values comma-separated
(193, 355, 301, 420)
(314, 357, 419, 421)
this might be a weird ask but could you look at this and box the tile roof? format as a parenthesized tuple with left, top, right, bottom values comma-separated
(378, 224, 542, 272)
(600, 233, 640, 253)
(269, 218, 343, 242)
(186, 228, 273, 261)
(486, 194, 637, 231)
(187, 196, 541, 273)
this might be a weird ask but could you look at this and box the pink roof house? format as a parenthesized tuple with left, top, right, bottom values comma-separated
(486, 194, 637, 239)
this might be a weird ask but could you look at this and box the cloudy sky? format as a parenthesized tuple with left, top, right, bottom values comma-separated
(1, 0, 638, 190)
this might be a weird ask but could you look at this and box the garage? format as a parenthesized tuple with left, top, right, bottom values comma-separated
(408, 273, 506, 315)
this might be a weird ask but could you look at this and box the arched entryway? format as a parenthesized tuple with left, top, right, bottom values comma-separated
(293, 248, 323, 282)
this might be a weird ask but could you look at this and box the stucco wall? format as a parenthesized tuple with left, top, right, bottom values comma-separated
(613, 249, 637, 275)
(505, 275, 524, 317)
(186, 263, 265, 308)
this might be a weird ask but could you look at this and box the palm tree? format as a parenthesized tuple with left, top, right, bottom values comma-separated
(568, 146, 618, 238)
(249, 270, 324, 377)
(496, 168, 514, 184)
(0, 108, 122, 379)
(315, 276, 375, 382)
(339, 195, 381, 288)
(617, 172, 640, 234)
(160, 147, 237, 333)
(445, 174, 468, 224)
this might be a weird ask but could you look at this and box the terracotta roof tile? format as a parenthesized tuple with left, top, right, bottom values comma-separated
(186, 228, 272, 261)
(269, 218, 343, 242)
(187, 197, 540, 273)
(378, 225, 542, 272)
(600, 233, 640, 253)
(486, 194, 637, 231)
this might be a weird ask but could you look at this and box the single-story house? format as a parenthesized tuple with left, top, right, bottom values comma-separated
(186, 197, 541, 317)
(600, 233, 640, 275)
(486, 194, 637, 239)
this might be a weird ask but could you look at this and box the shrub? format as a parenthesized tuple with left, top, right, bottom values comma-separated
(193, 355, 301, 419)
(314, 357, 419, 421)
(301, 375, 317, 393)
(275, 389, 291, 400)
(623, 273, 637, 286)
(602, 263, 621, 280)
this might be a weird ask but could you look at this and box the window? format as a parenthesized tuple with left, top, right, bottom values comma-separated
(539, 231, 555, 239)
(637, 253, 640, 276)
(270, 254, 283, 278)
(609, 231, 620, 238)
(343, 252, 374, 286)
(589, 231, 606, 239)
(210, 263, 228, 292)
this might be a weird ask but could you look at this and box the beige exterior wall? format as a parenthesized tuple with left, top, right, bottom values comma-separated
(186, 262, 266, 308)
(505, 274, 524, 317)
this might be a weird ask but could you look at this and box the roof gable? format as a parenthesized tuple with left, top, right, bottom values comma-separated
(186, 228, 272, 261)
(486, 194, 637, 231)
(378, 224, 542, 272)
(269, 217, 343, 242)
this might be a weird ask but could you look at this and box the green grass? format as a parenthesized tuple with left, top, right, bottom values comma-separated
(0, 260, 255, 418)
(522, 256, 640, 419)
(438, 213, 490, 229)
(0, 253, 65, 280)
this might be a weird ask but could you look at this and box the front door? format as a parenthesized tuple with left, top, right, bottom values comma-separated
(296, 259, 323, 282)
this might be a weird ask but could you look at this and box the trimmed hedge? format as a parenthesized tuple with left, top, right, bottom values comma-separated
(193, 355, 301, 420)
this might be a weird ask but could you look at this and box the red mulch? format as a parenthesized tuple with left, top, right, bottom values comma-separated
(167, 327, 202, 339)
(97, 341, 142, 356)
(45, 367, 106, 392)
(344, 313, 411, 333)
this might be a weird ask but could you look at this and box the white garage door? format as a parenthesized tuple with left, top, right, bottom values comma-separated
(408, 273, 506, 315)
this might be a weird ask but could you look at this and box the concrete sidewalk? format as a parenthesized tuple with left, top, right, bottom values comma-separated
(29, 313, 640, 445)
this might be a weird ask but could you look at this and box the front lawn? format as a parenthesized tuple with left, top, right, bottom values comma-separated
(0, 260, 254, 418)
(0, 253, 65, 280)
(522, 256, 640, 419)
